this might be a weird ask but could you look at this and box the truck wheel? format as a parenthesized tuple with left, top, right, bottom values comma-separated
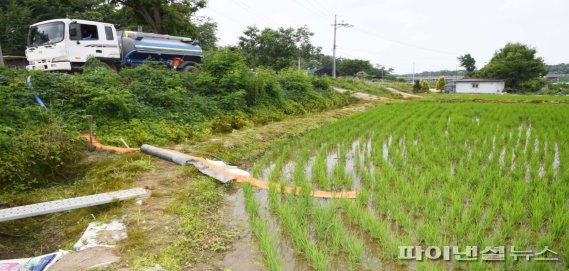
(181, 65, 195, 72)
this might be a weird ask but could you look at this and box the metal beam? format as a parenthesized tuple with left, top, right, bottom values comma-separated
(0, 188, 149, 222)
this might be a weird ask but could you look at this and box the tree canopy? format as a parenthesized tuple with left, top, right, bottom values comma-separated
(478, 42, 547, 92)
(458, 54, 476, 75)
(237, 26, 321, 71)
(546, 63, 569, 74)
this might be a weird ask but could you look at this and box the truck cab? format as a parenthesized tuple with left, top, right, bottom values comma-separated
(26, 19, 120, 71)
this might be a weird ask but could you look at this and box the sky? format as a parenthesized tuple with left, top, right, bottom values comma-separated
(197, 0, 569, 74)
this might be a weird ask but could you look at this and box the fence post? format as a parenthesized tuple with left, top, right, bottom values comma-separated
(87, 115, 94, 151)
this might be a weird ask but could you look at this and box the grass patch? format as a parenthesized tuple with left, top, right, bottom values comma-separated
(119, 175, 236, 270)
(0, 151, 152, 258)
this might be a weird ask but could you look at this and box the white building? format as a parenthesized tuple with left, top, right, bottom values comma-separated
(455, 79, 505, 94)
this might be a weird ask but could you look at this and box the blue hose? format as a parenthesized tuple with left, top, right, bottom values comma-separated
(27, 75, 48, 110)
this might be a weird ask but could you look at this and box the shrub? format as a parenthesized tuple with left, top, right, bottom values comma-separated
(413, 80, 421, 92)
(421, 80, 430, 92)
(245, 67, 282, 106)
(435, 77, 446, 90)
(312, 76, 331, 91)
(279, 69, 313, 101)
(0, 114, 83, 190)
(211, 112, 254, 133)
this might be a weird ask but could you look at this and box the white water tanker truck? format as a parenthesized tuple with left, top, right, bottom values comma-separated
(25, 19, 203, 72)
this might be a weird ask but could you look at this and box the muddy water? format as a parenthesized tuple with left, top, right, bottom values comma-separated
(326, 152, 338, 175)
(339, 212, 409, 271)
(261, 162, 276, 181)
(283, 161, 296, 184)
(218, 187, 265, 271)
(222, 136, 398, 270)
(345, 139, 363, 191)
(221, 175, 311, 270)
(304, 156, 315, 185)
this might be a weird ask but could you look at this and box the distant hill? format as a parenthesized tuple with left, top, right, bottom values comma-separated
(397, 64, 569, 78)
(546, 63, 569, 74)
(397, 69, 467, 77)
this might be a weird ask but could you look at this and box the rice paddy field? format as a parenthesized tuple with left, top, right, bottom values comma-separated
(426, 93, 569, 102)
(243, 100, 569, 271)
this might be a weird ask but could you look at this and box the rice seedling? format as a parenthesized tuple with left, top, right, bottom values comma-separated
(242, 183, 283, 271)
(245, 101, 569, 270)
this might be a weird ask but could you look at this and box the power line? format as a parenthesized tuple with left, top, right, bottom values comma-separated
(291, 0, 330, 22)
(351, 26, 459, 56)
(207, 6, 249, 26)
(232, 0, 281, 26)
(308, 0, 335, 16)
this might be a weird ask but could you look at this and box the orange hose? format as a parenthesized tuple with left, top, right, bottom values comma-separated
(83, 135, 357, 199)
(168, 149, 358, 199)
(81, 134, 139, 153)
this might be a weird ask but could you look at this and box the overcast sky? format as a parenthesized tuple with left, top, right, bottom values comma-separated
(197, 0, 568, 74)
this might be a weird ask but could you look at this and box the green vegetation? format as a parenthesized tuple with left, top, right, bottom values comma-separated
(477, 43, 548, 92)
(425, 93, 569, 102)
(0, 50, 350, 191)
(238, 26, 320, 71)
(243, 183, 283, 271)
(413, 80, 421, 92)
(420, 80, 430, 92)
(122, 174, 236, 270)
(0, 152, 153, 258)
(538, 83, 569, 95)
(546, 63, 569, 74)
(249, 100, 568, 270)
(330, 77, 396, 97)
(458, 53, 477, 75)
(435, 76, 446, 90)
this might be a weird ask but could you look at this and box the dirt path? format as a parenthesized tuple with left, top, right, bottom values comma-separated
(107, 99, 383, 270)
(332, 86, 392, 101)
(386, 87, 421, 99)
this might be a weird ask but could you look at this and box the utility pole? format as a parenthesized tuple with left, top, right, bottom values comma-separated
(455, 65, 458, 81)
(332, 14, 352, 78)
(412, 62, 415, 82)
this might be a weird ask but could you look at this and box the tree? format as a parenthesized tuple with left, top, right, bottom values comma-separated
(478, 42, 548, 92)
(421, 80, 430, 92)
(190, 16, 218, 50)
(0, 0, 32, 55)
(238, 26, 321, 70)
(435, 76, 445, 90)
(338, 59, 374, 77)
(111, 0, 206, 34)
(546, 63, 569, 74)
(458, 54, 476, 75)
(0, 0, 122, 56)
(355, 71, 368, 80)
(413, 80, 421, 92)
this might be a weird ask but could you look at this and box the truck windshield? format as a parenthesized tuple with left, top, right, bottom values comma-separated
(28, 22, 65, 47)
